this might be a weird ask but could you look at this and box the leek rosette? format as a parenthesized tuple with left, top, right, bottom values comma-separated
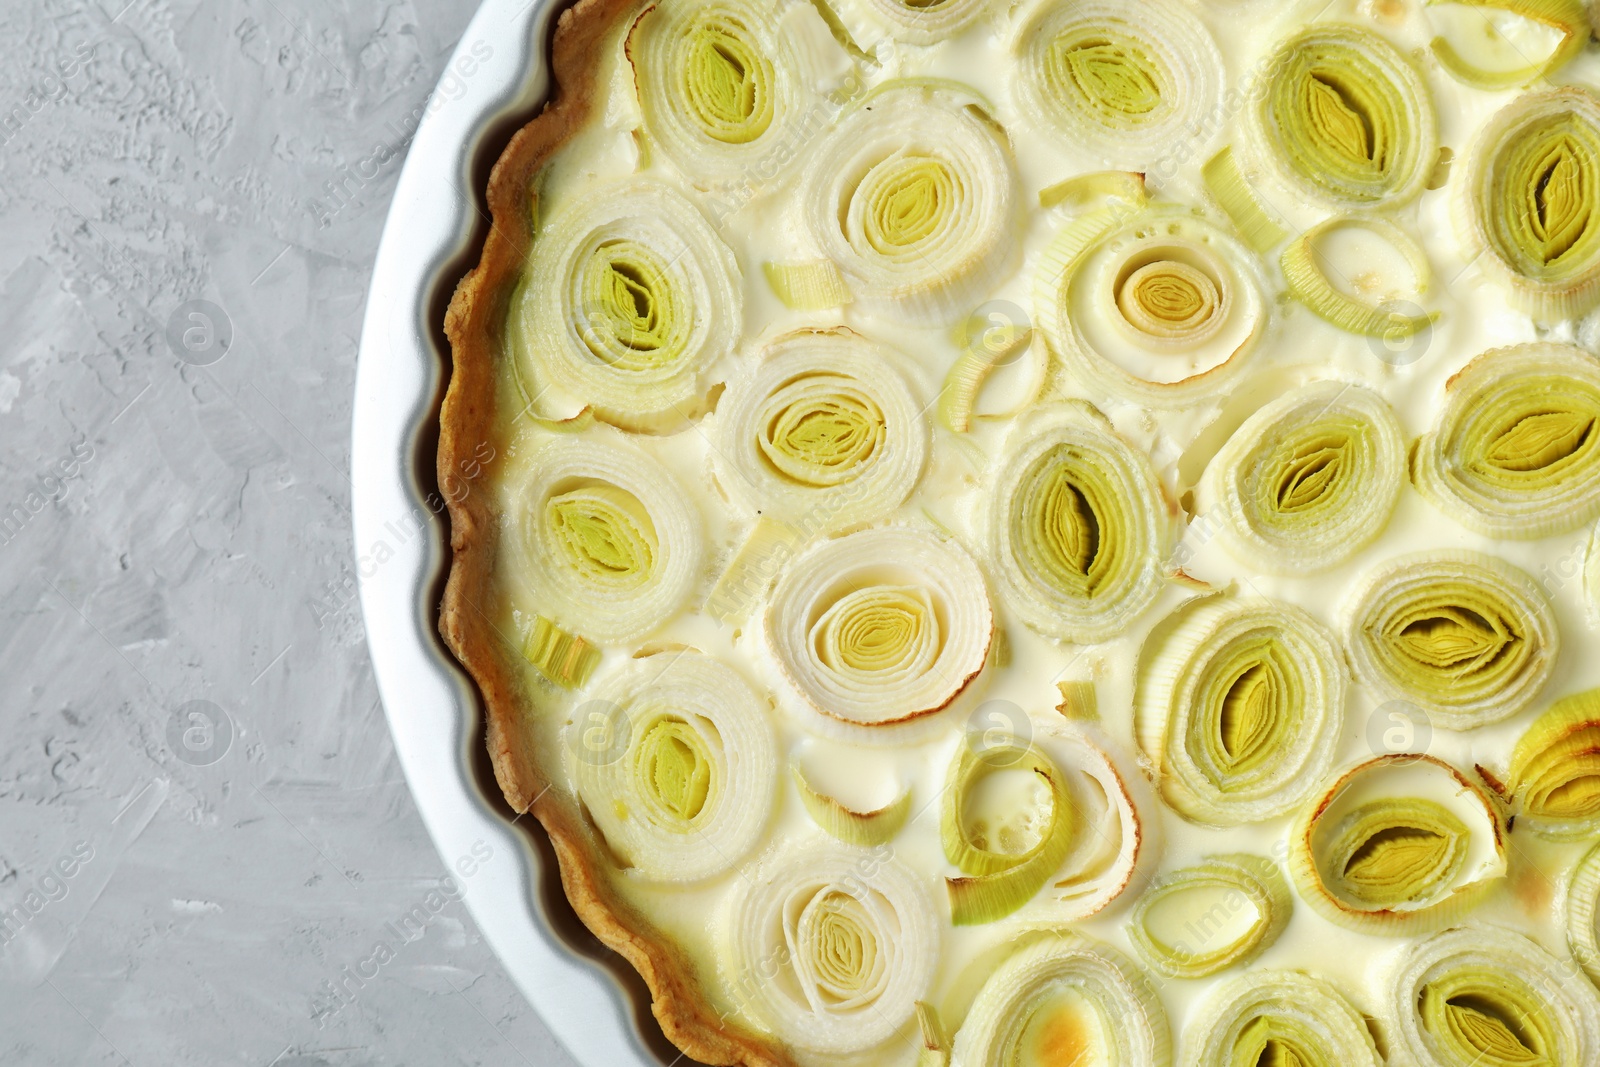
(1343, 551, 1557, 729)
(1291, 755, 1507, 935)
(713, 329, 928, 531)
(1387, 925, 1600, 1066)
(988, 404, 1170, 644)
(1035, 204, 1270, 406)
(724, 842, 939, 1054)
(765, 526, 993, 730)
(570, 652, 777, 881)
(798, 81, 1021, 326)
(1135, 597, 1346, 825)
(1412, 343, 1600, 539)
(1426, 0, 1588, 89)
(517, 179, 741, 432)
(1013, 0, 1224, 170)
(837, 0, 989, 45)
(1568, 840, 1600, 988)
(1503, 687, 1600, 840)
(627, 0, 808, 188)
(1204, 382, 1405, 574)
(1457, 88, 1600, 321)
(1248, 25, 1437, 209)
(950, 931, 1171, 1067)
(1181, 971, 1382, 1067)
(1128, 854, 1291, 979)
(515, 435, 703, 644)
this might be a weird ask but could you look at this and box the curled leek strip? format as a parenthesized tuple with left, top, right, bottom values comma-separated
(1568, 841, 1600, 988)
(1128, 854, 1291, 979)
(941, 735, 1075, 925)
(838, 0, 989, 45)
(1204, 381, 1405, 574)
(713, 329, 928, 530)
(1281, 217, 1438, 338)
(517, 179, 741, 432)
(516, 435, 703, 644)
(1250, 24, 1437, 208)
(1014, 0, 1223, 171)
(950, 931, 1172, 1067)
(1412, 343, 1600, 538)
(1343, 550, 1558, 729)
(1291, 755, 1507, 935)
(1035, 204, 1269, 406)
(793, 763, 912, 848)
(1037, 719, 1147, 920)
(1388, 925, 1600, 1066)
(1134, 597, 1346, 825)
(723, 842, 939, 1054)
(764, 526, 993, 729)
(799, 80, 1021, 326)
(570, 652, 777, 881)
(989, 404, 1170, 644)
(627, 0, 807, 188)
(1504, 687, 1600, 840)
(1181, 970, 1382, 1067)
(1427, 0, 1588, 89)
(1459, 88, 1600, 322)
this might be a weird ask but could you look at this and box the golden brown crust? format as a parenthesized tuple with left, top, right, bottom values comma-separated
(436, 3, 792, 1064)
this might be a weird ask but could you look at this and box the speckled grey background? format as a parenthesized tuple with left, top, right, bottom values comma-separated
(0, 1, 580, 1063)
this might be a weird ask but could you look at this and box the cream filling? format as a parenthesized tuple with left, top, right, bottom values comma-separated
(483, 1, 1600, 1061)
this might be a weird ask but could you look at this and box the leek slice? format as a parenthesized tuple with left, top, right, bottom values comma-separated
(793, 763, 912, 847)
(1038, 719, 1148, 920)
(763, 260, 852, 311)
(1291, 755, 1507, 935)
(1281, 217, 1438, 338)
(1204, 381, 1405, 574)
(988, 404, 1171, 644)
(1458, 87, 1600, 322)
(1202, 146, 1288, 254)
(1504, 687, 1600, 840)
(571, 652, 777, 881)
(798, 80, 1021, 326)
(627, 0, 812, 188)
(522, 615, 601, 690)
(1343, 550, 1557, 729)
(713, 328, 928, 531)
(951, 931, 1171, 1067)
(1035, 204, 1269, 406)
(1181, 971, 1382, 1067)
(1014, 0, 1224, 170)
(723, 842, 939, 1054)
(1412, 343, 1600, 538)
(1128, 854, 1291, 979)
(517, 179, 741, 432)
(1135, 597, 1346, 825)
(1568, 840, 1600, 989)
(1249, 24, 1437, 209)
(1388, 925, 1600, 1066)
(836, 0, 989, 45)
(1427, 0, 1588, 89)
(516, 435, 703, 644)
(764, 526, 993, 729)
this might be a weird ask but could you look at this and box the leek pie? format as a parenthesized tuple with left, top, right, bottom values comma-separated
(439, 0, 1600, 1063)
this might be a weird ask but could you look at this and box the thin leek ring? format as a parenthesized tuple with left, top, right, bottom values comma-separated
(1457, 87, 1600, 322)
(570, 652, 777, 881)
(1013, 0, 1224, 171)
(1281, 216, 1438, 338)
(1387, 925, 1600, 1066)
(1135, 597, 1346, 826)
(1128, 854, 1291, 979)
(799, 80, 1021, 326)
(1204, 381, 1405, 574)
(517, 178, 741, 432)
(1412, 342, 1600, 539)
(1181, 970, 1383, 1067)
(1343, 550, 1558, 729)
(1291, 755, 1507, 935)
(989, 404, 1171, 644)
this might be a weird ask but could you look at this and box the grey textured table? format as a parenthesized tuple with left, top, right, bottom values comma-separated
(0, 1, 580, 1063)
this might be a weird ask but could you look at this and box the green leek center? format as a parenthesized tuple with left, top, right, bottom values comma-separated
(578, 240, 689, 369)
(546, 483, 658, 587)
(1048, 30, 1165, 123)
(680, 19, 774, 144)
(758, 374, 886, 487)
(635, 717, 714, 824)
(859, 156, 957, 255)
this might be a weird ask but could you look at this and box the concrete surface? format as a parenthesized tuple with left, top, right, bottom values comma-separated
(0, 1, 582, 1063)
